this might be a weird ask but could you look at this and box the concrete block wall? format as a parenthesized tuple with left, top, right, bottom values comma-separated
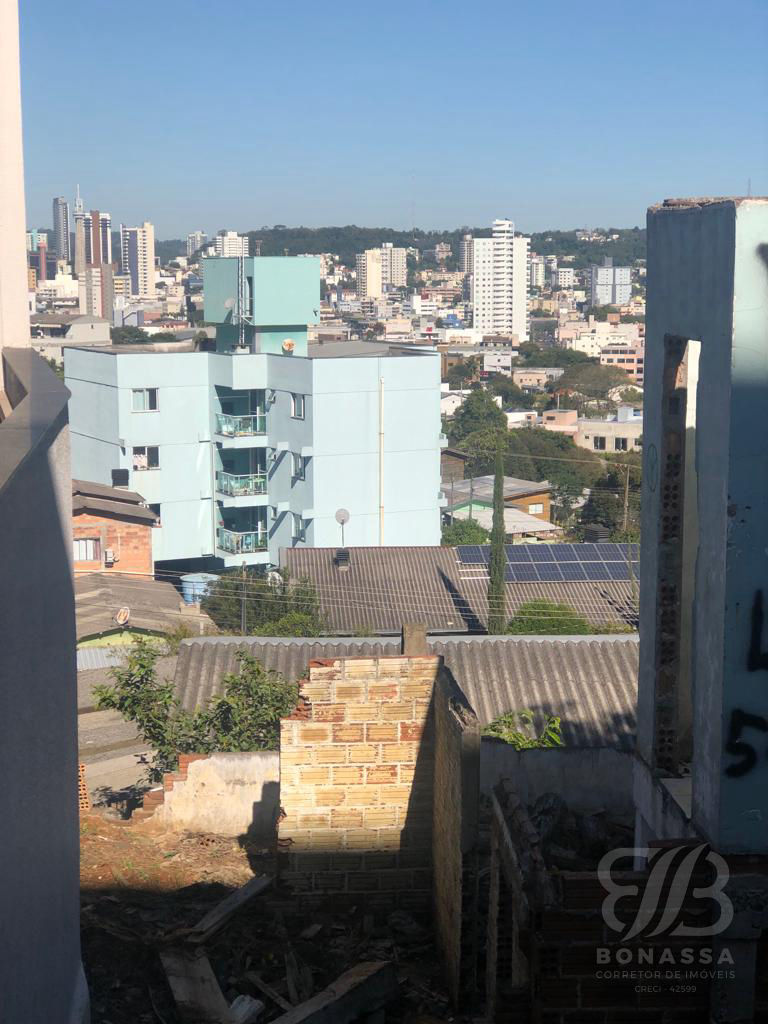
(135, 752, 279, 838)
(278, 656, 439, 913)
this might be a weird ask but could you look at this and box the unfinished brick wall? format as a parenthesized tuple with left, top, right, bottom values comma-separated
(278, 656, 439, 913)
(432, 670, 481, 1009)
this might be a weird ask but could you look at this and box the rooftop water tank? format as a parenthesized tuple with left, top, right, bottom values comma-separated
(180, 572, 220, 605)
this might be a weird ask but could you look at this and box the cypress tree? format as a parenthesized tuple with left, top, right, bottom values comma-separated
(487, 446, 507, 633)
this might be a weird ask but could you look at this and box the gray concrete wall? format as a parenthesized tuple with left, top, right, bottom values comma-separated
(641, 199, 768, 852)
(432, 667, 481, 1009)
(157, 752, 280, 838)
(0, 350, 87, 1023)
(480, 742, 634, 820)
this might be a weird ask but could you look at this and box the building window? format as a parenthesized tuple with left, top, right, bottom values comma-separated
(131, 388, 158, 411)
(149, 503, 161, 522)
(292, 513, 305, 541)
(292, 453, 306, 480)
(528, 503, 544, 515)
(132, 445, 159, 470)
(291, 393, 306, 419)
(593, 436, 606, 451)
(73, 537, 101, 562)
(615, 437, 628, 452)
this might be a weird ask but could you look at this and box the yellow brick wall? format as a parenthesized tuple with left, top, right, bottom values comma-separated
(278, 655, 438, 912)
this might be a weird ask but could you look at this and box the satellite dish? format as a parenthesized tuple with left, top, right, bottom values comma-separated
(223, 297, 235, 310)
(115, 607, 130, 626)
(335, 509, 350, 525)
(266, 570, 282, 585)
(282, 338, 295, 352)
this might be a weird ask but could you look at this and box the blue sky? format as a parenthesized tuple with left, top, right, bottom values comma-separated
(20, 0, 768, 238)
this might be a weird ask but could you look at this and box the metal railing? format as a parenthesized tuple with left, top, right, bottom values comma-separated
(215, 412, 267, 437)
(216, 527, 268, 555)
(216, 471, 267, 497)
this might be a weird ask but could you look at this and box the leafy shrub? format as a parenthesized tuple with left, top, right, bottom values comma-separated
(483, 709, 563, 750)
(94, 638, 297, 780)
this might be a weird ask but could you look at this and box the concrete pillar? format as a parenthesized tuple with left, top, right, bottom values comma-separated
(0, 0, 30, 360)
(638, 197, 768, 853)
(401, 622, 428, 655)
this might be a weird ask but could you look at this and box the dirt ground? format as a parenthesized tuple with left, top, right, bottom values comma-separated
(80, 812, 452, 1024)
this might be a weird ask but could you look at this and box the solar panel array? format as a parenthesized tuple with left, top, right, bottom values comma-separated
(456, 543, 640, 584)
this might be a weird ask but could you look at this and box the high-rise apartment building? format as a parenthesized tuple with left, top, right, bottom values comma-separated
(355, 243, 406, 297)
(471, 219, 530, 341)
(459, 234, 474, 276)
(589, 257, 631, 307)
(529, 254, 545, 290)
(83, 211, 112, 267)
(78, 264, 114, 318)
(52, 196, 70, 264)
(214, 230, 249, 258)
(120, 222, 156, 298)
(187, 231, 208, 257)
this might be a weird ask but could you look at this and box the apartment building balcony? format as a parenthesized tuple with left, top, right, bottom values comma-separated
(215, 470, 268, 507)
(215, 525, 270, 566)
(214, 412, 268, 448)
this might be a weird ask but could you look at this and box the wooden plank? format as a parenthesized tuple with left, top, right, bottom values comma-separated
(269, 962, 398, 1024)
(160, 947, 232, 1023)
(185, 874, 272, 945)
(245, 971, 293, 1012)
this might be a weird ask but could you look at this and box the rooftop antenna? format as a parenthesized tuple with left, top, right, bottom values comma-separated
(335, 507, 350, 547)
(74, 183, 83, 215)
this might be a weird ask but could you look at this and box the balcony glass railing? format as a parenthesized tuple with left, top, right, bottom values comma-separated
(216, 527, 268, 555)
(216, 471, 267, 497)
(215, 412, 267, 437)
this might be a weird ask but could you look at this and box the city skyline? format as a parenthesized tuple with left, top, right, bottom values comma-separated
(19, 0, 768, 237)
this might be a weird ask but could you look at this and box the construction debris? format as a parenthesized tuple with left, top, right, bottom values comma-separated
(180, 875, 273, 946)
(268, 962, 398, 1024)
(160, 946, 235, 1023)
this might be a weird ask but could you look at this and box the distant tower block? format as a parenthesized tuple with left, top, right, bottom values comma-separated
(637, 197, 768, 854)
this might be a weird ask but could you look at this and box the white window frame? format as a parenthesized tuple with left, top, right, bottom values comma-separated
(292, 513, 306, 541)
(73, 537, 101, 562)
(291, 393, 306, 419)
(528, 503, 544, 515)
(132, 445, 160, 471)
(131, 387, 158, 412)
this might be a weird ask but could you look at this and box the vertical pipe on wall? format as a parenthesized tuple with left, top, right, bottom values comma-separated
(378, 375, 384, 545)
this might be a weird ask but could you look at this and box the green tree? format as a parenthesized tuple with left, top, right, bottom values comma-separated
(486, 373, 534, 409)
(577, 455, 641, 541)
(516, 341, 595, 368)
(441, 518, 490, 546)
(111, 325, 151, 344)
(487, 447, 507, 634)
(444, 357, 479, 388)
(447, 389, 506, 445)
(483, 709, 564, 749)
(555, 363, 630, 413)
(507, 599, 592, 635)
(94, 640, 298, 780)
(202, 570, 325, 636)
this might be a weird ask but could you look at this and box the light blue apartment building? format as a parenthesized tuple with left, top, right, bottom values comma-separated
(65, 256, 444, 569)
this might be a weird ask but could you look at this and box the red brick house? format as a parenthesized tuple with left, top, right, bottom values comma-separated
(72, 480, 157, 575)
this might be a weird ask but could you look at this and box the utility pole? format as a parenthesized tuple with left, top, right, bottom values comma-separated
(622, 463, 630, 534)
(240, 561, 247, 634)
